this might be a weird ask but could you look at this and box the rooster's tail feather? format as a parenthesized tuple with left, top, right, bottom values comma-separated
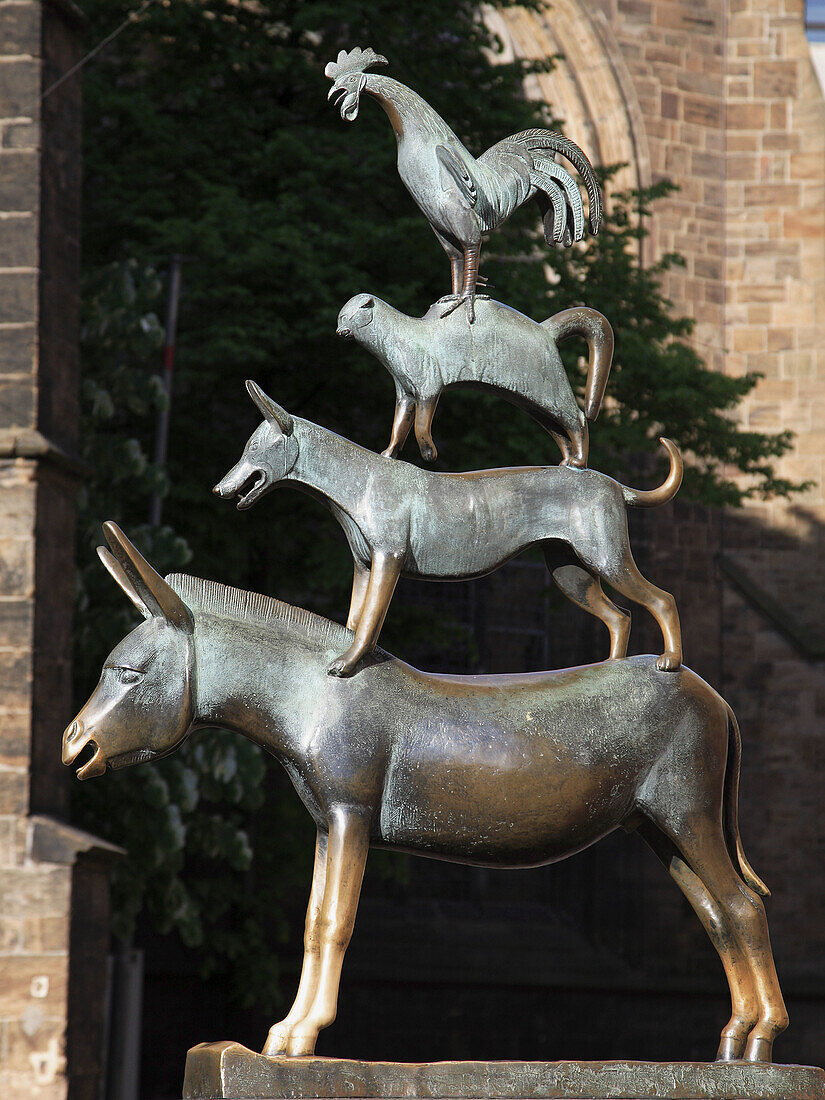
(531, 157, 585, 245)
(510, 128, 602, 235)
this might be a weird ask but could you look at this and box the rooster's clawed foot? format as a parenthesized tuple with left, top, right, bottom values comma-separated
(437, 293, 490, 324)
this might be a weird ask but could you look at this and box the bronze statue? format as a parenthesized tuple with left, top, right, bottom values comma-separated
(64, 523, 788, 1065)
(213, 381, 683, 676)
(337, 294, 613, 466)
(325, 47, 601, 320)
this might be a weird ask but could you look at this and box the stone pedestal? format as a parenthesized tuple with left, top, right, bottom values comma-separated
(183, 1042, 825, 1100)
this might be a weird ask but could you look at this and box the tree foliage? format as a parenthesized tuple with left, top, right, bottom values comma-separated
(74, 0, 803, 1010)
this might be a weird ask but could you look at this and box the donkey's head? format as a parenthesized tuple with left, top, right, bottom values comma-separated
(63, 523, 195, 780)
(213, 381, 299, 511)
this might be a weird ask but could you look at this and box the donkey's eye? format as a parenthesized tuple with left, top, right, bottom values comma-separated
(118, 669, 143, 685)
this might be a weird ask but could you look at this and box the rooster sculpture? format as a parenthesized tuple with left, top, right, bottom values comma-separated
(326, 46, 602, 321)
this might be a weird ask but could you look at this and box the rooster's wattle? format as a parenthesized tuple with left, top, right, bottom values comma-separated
(326, 46, 602, 321)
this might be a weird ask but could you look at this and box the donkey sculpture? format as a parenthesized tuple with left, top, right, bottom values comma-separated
(213, 381, 684, 677)
(64, 523, 788, 1063)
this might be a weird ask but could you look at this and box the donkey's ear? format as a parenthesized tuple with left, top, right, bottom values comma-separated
(97, 545, 151, 619)
(246, 380, 294, 435)
(102, 522, 194, 634)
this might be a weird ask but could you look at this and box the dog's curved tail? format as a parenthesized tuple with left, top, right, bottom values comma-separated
(723, 701, 770, 896)
(541, 307, 614, 421)
(621, 438, 683, 507)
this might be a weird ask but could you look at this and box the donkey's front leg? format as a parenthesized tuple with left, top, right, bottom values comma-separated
(329, 552, 402, 676)
(285, 809, 370, 1057)
(262, 831, 328, 1056)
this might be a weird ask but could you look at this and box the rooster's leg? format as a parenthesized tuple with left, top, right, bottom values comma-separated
(439, 243, 481, 323)
(449, 254, 462, 296)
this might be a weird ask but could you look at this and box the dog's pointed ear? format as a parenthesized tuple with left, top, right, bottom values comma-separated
(102, 522, 194, 633)
(246, 380, 294, 436)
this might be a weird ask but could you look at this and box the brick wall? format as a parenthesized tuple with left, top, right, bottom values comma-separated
(0, 3, 120, 1097)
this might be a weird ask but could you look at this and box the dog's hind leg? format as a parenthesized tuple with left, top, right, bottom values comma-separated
(596, 553, 682, 671)
(544, 546, 630, 659)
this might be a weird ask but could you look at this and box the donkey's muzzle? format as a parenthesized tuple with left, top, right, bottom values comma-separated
(62, 718, 106, 779)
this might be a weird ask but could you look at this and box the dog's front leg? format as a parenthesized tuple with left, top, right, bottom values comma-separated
(329, 552, 403, 676)
(346, 561, 370, 631)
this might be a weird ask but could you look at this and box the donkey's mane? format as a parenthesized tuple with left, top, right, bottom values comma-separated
(167, 574, 354, 649)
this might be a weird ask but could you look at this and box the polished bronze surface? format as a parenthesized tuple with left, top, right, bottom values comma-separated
(65, 524, 787, 1064)
(183, 1044, 825, 1100)
(213, 384, 683, 676)
(336, 295, 613, 467)
(325, 48, 601, 320)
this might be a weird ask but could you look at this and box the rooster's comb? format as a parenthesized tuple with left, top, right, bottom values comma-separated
(325, 46, 388, 82)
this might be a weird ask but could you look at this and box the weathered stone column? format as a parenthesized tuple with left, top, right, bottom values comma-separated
(0, 2, 121, 1097)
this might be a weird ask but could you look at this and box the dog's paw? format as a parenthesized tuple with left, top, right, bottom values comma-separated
(656, 651, 681, 672)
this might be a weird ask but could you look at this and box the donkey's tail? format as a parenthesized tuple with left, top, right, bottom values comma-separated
(621, 438, 683, 508)
(541, 307, 614, 421)
(723, 701, 770, 897)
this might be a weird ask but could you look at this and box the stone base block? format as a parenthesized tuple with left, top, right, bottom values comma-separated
(183, 1042, 825, 1100)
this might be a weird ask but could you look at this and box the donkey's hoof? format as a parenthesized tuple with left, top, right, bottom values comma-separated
(744, 1035, 775, 1063)
(262, 1027, 289, 1057)
(286, 1033, 318, 1058)
(656, 651, 681, 672)
(715, 1035, 746, 1062)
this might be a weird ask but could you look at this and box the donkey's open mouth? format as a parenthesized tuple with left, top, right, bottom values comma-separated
(63, 728, 107, 780)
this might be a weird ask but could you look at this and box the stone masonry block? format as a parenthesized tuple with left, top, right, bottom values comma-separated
(2, 121, 38, 150)
(753, 59, 799, 98)
(0, 60, 38, 122)
(0, 709, 31, 770)
(0, 650, 32, 710)
(0, 3, 41, 56)
(726, 102, 767, 129)
(0, 537, 33, 596)
(0, 328, 35, 373)
(0, 213, 37, 267)
(0, 379, 35, 430)
(0, 866, 71, 918)
(0, 152, 38, 213)
(0, 770, 27, 815)
(0, 272, 36, 323)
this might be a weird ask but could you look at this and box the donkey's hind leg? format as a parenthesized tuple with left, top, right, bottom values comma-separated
(545, 546, 630, 659)
(644, 800, 787, 1061)
(637, 820, 758, 1060)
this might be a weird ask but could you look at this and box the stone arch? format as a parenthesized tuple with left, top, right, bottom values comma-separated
(486, 1, 652, 248)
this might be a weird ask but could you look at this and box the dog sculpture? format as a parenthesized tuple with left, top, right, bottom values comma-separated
(337, 294, 613, 467)
(213, 381, 683, 677)
(63, 522, 788, 1063)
